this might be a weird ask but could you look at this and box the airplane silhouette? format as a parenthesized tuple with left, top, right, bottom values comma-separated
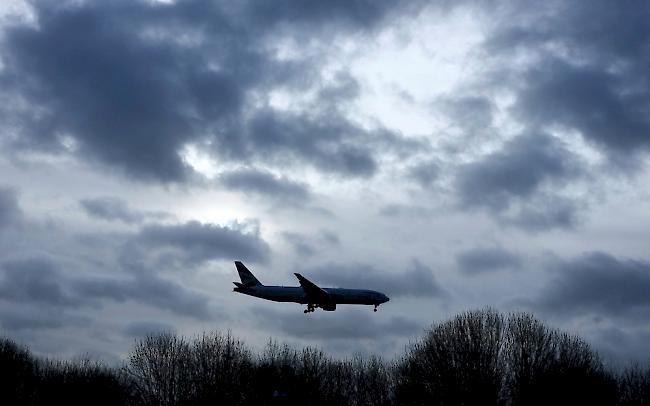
(233, 261, 390, 313)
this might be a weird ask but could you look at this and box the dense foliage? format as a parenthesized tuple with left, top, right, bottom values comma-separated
(2, 310, 649, 405)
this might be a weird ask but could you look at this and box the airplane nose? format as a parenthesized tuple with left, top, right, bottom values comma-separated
(383, 295, 390, 303)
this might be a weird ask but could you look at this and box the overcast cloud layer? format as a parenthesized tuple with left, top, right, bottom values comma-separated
(1, 0, 650, 363)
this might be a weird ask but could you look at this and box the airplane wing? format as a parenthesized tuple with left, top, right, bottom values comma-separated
(294, 273, 330, 302)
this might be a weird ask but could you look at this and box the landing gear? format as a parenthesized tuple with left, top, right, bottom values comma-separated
(374, 304, 378, 312)
(304, 304, 316, 314)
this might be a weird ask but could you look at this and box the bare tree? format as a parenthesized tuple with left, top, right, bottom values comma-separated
(396, 308, 506, 406)
(348, 354, 393, 406)
(504, 312, 616, 406)
(504, 312, 559, 405)
(297, 346, 329, 404)
(37, 357, 129, 405)
(0, 338, 37, 405)
(254, 340, 302, 405)
(618, 365, 650, 406)
(126, 332, 192, 405)
(187, 331, 254, 405)
(322, 358, 354, 405)
(7, 311, 649, 405)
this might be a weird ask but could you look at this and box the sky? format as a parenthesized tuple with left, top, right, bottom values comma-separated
(1, 0, 650, 366)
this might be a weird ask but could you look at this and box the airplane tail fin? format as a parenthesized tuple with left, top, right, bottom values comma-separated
(235, 261, 262, 287)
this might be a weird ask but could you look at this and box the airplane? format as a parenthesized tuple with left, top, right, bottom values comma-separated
(232, 261, 390, 313)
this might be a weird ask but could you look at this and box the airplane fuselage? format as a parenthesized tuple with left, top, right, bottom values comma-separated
(234, 285, 387, 306)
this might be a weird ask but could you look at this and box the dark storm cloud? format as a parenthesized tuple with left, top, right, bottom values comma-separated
(0, 256, 210, 321)
(0, 308, 66, 331)
(454, 132, 584, 230)
(316, 71, 361, 103)
(486, 1, 650, 166)
(408, 160, 439, 188)
(516, 60, 650, 164)
(538, 252, 650, 319)
(281, 230, 341, 257)
(378, 204, 433, 218)
(0, 304, 89, 332)
(282, 232, 315, 258)
(247, 0, 421, 33)
(456, 246, 522, 275)
(74, 270, 211, 320)
(136, 220, 270, 264)
(0, 257, 79, 307)
(592, 326, 650, 364)
(0, 187, 22, 229)
(301, 260, 446, 298)
(487, 0, 650, 61)
(80, 196, 169, 224)
(253, 307, 420, 340)
(2, 1, 216, 181)
(220, 168, 311, 204)
(456, 133, 582, 210)
(123, 321, 177, 338)
(504, 195, 582, 232)
(244, 109, 379, 178)
(1, 0, 423, 182)
(319, 230, 340, 246)
(437, 95, 494, 135)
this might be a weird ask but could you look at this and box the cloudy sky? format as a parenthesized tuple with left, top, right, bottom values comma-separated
(1, 0, 650, 365)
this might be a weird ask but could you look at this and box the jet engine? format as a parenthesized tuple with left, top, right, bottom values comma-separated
(320, 303, 336, 311)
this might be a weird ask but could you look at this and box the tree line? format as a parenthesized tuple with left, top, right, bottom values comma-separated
(2, 309, 650, 405)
